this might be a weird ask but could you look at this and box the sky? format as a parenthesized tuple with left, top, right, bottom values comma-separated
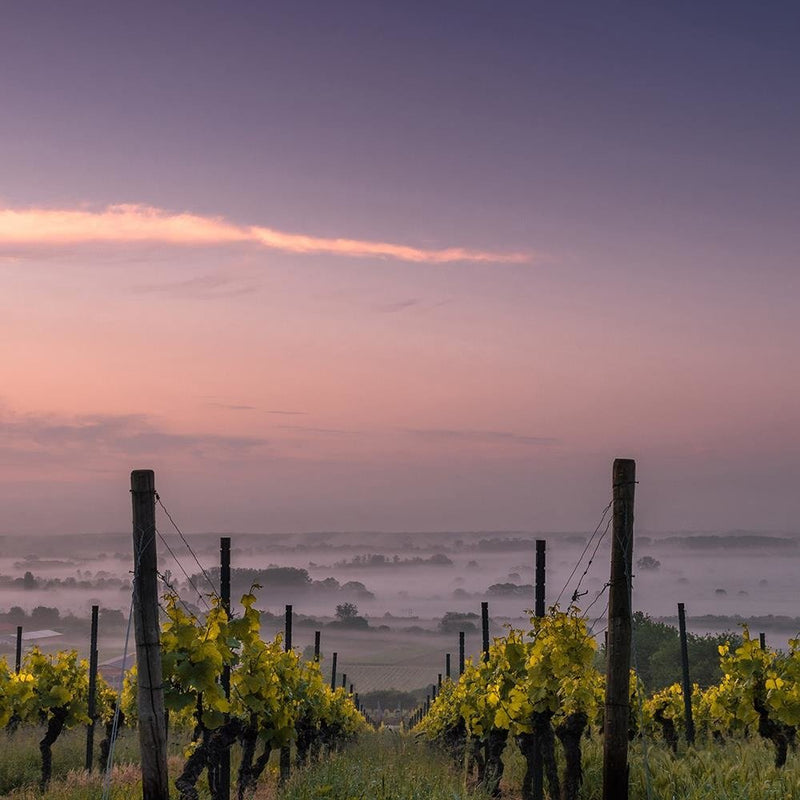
(1, 2, 798, 536)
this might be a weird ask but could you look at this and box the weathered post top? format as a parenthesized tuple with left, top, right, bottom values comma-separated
(131, 468, 155, 496)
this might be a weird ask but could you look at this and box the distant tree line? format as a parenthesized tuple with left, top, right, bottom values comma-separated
(330, 553, 453, 568)
(0, 570, 130, 591)
(190, 566, 376, 601)
(0, 605, 126, 630)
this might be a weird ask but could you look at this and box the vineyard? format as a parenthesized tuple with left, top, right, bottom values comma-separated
(414, 607, 800, 799)
(1, 466, 799, 800)
(3, 601, 800, 799)
(0, 589, 365, 800)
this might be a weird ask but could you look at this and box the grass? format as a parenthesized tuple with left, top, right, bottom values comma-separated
(500, 733, 800, 800)
(279, 733, 492, 800)
(0, 727, 261, 800)
(0, 727, 138, 797)
(627, 739, 800, 800)
(2, 728, 800, 800)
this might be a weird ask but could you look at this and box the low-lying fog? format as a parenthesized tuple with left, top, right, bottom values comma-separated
(2, 529, 798, 690)
(2, 529, 798, 623)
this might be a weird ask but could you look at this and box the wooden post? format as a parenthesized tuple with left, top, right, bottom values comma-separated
(314, 631, 321, 661)
(15, 626, 22, 673)
(219, 537, 231, 800)
(330, 652, 338, 690)
(284, 605, 293, 651)
(280, 605, 293, 784)
(85, 605, 99, 771)
(349, 683, 354, 695)
(677, 602, 695, 745)
(446, 653, 451, 681)
(535, 539, 546, 618)
(602, 459, 635, 800)
(438, 673, 442, 689)
(131, 469, 170, 800)
(481, 602, 490, 661)
(760, 632, 766, 650)
(342, 673, 347, 690)
(459, 631, 465, 675)
(533, 539, 546, 800)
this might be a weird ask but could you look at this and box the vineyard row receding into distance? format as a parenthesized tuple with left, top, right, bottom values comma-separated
(1, 460, 799, 800)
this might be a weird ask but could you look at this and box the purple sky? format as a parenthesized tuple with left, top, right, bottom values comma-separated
(1, 2, 798, 535)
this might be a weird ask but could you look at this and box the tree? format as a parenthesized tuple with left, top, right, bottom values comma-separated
(341, 581, 375, 600)
(438, 611, 478, 634)
(31, 607, 60, 627)
(649, 630, 740, 690)
(595, 612, 742, 691)
(336, 603, 359, 621)
(636, 556, 661, 571)
(99, 608, 125, 627)
(332, 603, 368, 629)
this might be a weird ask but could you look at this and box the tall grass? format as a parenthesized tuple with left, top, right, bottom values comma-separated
(0, 727, 136, 797)
(500, 734, 800, 799)
(0, 727, 202, 800)
(3, 729, 799, 799)
(279, 733, 493, 800)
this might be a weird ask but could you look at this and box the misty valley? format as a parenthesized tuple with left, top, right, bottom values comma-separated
(2, 528, 799, 702)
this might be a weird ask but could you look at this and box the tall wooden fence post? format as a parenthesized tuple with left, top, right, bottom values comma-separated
(532, 539, 547, 800)
(481, 602, 490, 661)
(219, 537, 231, 800)
(85, 605, 99, 771)
(314, 631, 321, 661)
(280, 606, 293, 783)
(330, 652, 338, 691)
(602, 458, 636, 800)
(677, 602, 695, 745)
(446, 653, 451, 681)
(459, 631, 465, 675)
(15, 626, 22, 673)
(535, 539, 546, 618)
(284, 604, 293, 651)
(131, 469, 170, 800)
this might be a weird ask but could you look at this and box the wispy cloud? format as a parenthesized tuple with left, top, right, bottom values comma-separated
(0, 410, 267, 461)
(134, 271, 261, 298)
(405, 428, 558, 446)
(0, 204, 530, 264)
(277, 425, 356, 436)
(374, 298, 420, 313)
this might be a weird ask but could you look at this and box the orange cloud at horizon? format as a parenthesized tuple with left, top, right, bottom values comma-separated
(0, 204, 530, 264)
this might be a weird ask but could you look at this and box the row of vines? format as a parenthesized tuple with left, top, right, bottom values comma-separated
(415, 608, 800, 800)
(0, 588, 366, 799)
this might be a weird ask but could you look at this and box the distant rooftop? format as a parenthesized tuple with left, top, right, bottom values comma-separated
(0, 629, 62, 645)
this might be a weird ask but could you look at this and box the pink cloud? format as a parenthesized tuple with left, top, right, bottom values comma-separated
(0, 204, 530, 264)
